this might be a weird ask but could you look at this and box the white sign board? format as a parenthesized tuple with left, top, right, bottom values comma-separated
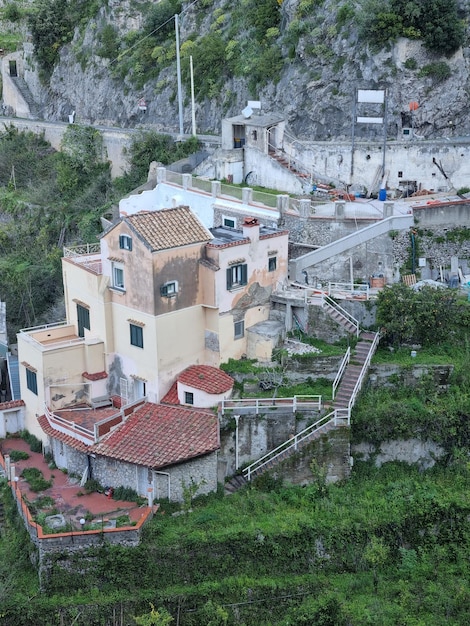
(357, 89, 385, 104)
(357, 116, 384, 124)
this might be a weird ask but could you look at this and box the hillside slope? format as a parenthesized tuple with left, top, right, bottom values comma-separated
(9, 0, 470, 141)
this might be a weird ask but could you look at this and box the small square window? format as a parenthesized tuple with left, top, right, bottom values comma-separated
(26, 369, 38, 395)
(234, 320, 245, 339)
(185, 391, 194, 405)
(112, 263, 125, 290)
(130, 324, 143, 348)
(268, 257, 277, 272)
(398, 171, 403, 178)
(160, 281, 178, 297)
(119, 235, 132, 251)
(223, 216, 236, 228)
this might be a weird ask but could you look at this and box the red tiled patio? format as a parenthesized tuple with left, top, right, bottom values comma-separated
(1, 437, 147, 529)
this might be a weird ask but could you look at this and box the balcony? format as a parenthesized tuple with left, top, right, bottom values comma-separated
(63, 243, 102, 275)
(19, 322, 83, 351)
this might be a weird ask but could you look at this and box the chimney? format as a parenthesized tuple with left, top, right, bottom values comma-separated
(242, 216, 260, 242)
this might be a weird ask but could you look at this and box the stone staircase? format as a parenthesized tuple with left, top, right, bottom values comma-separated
(10, 76, 41, 119)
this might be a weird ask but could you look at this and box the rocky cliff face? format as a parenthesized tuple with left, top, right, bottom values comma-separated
(16, 0, 470, 141)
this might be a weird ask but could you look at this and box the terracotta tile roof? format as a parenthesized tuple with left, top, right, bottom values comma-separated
(0, 399, 25, 410)
(161, 381, 179, 405)
(178, 365, 234, 394)
(82, 371, 108, 381)
(125, 207, 212, 252)
(91, 403, 219, 469)
(38, 414, 90, 453)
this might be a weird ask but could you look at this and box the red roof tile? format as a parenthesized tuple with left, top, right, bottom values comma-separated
(178, 365, 234, 394)
(82, 371, 108, 381)
(161, 381, 180, 405)
(38, 415, 90, 453)
(91, 403, 219, 469)
(0, 399, 25, 410)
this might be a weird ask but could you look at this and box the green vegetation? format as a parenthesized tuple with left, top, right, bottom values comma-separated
(0, 127, 199, 336)
(7, 450, 30, 462)
(20, 467, 52, 492)
(19, 429, 43, 453)
(359, 0, 463, 55)
(418, 61, 452, 82)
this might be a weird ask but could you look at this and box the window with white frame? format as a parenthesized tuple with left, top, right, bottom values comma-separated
(223, 215, 236, 228)
(112, 262, 125, 290)
(234, 320, 245, 339)
(119, 234, 133, 251)
(226, 263, 247, 290)
(160, 281, 178, 297)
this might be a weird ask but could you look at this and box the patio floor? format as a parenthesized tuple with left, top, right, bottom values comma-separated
(1, 437, 147, 530)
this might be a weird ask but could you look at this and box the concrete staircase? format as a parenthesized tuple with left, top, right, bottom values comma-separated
(333, 331, 378, 409)
(224, 474, 248, 495)
(10, 76, 41, 119)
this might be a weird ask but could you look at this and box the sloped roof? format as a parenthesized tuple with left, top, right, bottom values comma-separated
(178, 365, 234, 394)
(161, 381, 179, 405)
(125, 207, 212, 252)
(91, 403, 219, 469)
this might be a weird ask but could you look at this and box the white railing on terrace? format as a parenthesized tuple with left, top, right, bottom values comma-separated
(332, 347, 350, 401)
(243, 408, 350, 481)
(44, 404, 95, 445)
(20, 321, 69, 333)
(347, 331, 380, 411)
(165, 170, 183, 185)
(328, 282, 370, 300)
(322, 294, 360, 337)
(192, 177, 212, 194)
(220, 395, 322, 415)
(63, 243, 101, 257)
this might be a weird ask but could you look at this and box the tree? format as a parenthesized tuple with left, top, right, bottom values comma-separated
(134, 604, 173, 626)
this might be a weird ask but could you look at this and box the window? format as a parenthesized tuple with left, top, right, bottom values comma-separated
(26, 369, 38, 395)
(398, 171, 403, 178)
(160, 281, 178, 297)
(130, 324, 143, 348)
(112, 263, 125, 290)
(119, 234, 132, 251)
(226, 263, 247, 290)
(223, 216, 236, 228)
(268, 256, 277, 272)
(234, 320, 245, 339)
(133, 379, 146, 400)
(185, 391, 194, 405)
(77, 304, 90, 338)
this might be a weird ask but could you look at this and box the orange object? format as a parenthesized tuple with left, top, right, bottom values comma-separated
(409, 101, 419, 111)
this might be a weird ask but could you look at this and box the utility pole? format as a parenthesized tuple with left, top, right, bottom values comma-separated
(175, 14, 184, 137)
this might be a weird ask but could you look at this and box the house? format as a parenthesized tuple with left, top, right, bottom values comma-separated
(16, 205, 288, 494)
(38, 400, 219, 502)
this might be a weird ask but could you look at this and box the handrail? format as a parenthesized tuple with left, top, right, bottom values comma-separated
(328, 282, 370, 300)
(63, 243, 100, 257)
(44, 405, 95, 442)
(243, 408, 350, 481)
(322, 294, 360, 336)
(347, 331, 380, 410)
(220, 395, 322, 415)
(332, 347, 350, 400)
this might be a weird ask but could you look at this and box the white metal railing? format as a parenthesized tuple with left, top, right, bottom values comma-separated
(44, 404, 94, 445)
(322, 294, 360, 337)
(220, 395, 322, 415)
(243, 408, 350, 481)
(332, 347, 351, 401)
(328, 282, 370, 300)
(347, 331, 380, 411)
(63, 243, 100, 257)
(20, 321, 69, 334)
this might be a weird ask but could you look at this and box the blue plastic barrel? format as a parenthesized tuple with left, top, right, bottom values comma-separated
(379, 189, 387, 201)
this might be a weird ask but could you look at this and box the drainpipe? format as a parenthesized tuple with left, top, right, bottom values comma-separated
(154, 471, 171, 501)
(234, 414, 240, 470)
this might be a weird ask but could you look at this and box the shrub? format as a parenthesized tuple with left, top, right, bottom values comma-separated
(4, 2, 22, 22)
(418, 61, 451, 82)
(8, 450, 30, 462)
(19, 430, 43, 453)
(403, 57, 417, 70)
(20, 467, 52, 492)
